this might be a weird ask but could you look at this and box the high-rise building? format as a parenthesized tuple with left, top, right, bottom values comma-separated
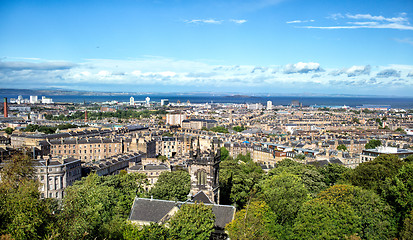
(145, 97, 150, 106)
(30, 95, 38, 104)
(41, 96, 53, 104)
(130, 96, 135, 106)
(267, 100, 273, 110)
(166, 113, 187, 126)
(160, 99, 169, 106)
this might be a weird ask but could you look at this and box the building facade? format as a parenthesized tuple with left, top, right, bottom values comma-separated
(34, 157, 82, 199)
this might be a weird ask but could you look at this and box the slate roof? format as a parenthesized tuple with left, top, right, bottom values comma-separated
(129, 197, 235, 229)
(129, 198, 177, 223)
(192, 191, 213, 204)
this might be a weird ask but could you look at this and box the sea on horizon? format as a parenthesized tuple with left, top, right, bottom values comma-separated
(3, 94, 413, 109)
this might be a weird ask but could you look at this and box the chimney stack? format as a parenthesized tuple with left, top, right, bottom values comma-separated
(4, 98, 8, 118)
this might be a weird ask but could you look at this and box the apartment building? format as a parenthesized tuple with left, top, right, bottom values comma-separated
(34, 157, 82, 199)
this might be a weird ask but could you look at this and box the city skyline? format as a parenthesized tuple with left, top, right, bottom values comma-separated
(1, 0, 413, 95)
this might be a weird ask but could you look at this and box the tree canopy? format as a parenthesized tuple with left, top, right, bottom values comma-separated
(219, 153, 264, 208)
(365, 139, 382, 149)
(150, 170, 191, 201)
(168, 203, 215, 240)
(226, 201, 277, 240)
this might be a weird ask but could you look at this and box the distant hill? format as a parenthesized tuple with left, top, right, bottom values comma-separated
(0, 88, 134, 96)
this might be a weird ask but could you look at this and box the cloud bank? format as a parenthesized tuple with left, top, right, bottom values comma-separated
(290, 12, 413, 31)
(1, 57, 412, 95)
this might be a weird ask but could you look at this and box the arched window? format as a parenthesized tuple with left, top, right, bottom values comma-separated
(197, 170, 207, 186)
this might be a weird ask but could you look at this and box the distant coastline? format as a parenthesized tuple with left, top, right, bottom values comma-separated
(1, 88, 412, 99)
(1, 88, 413, 109)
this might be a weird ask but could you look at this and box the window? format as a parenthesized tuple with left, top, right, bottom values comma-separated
(197, 171, 207, 186)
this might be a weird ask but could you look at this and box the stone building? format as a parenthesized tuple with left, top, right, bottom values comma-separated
(182, 119, 217, 130)
(187, 139, 220, 204)
(33, 156, 82, 199)
(49, 137, 125, 162)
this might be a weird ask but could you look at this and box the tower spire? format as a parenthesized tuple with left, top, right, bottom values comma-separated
(189, 137, 194, 158)
(196, 136, 201, 158)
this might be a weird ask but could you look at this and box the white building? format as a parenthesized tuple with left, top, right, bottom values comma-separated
(161, 99, 169, 106)
(166, 113, 187, 126)
(30, 95, 38, 104)
(145, 97, 150, 106)
(34, 157, 82, 199)
(130, 96, 135, 106)
(41, 96, 53, 104)
(267, 100, 273, 110)
(247, 103, 263, 110)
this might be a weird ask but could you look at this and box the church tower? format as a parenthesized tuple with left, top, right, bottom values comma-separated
(188, 137, 220, 204)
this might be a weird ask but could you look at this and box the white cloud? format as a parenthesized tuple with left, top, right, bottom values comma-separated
(1, 57, 413, 94)
(284, 62, 323, 74)
(345, 13, 408, 23)
(343, 65, 371, 77)
(185, 19, 222, 24)
(300, 13, 413, 31)
(286, 19, 314, 24)
(230, 19, 247, 24)
(376, 69, 401, 78)
(302, 23, 413, 30)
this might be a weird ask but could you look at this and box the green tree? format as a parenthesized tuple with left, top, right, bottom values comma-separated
(401, 210, 413, 240)
(219, 154, 264, 208)
(0, 154, 57, 240)
(210, 126, 229, 133)
(260, 172, 309, 225)
(157, 155, 168, 162)
(404, 155, 413, 163)
(150, 170, 191, 201)
(317, 185, 396, 239)
(365, 139, 382, 149)
(381, 163, 413, 233)
(352, 117, 360, 124)
(344, 154, 404, 192)
(123, 222, 169, 240)
(226, 201, 277, 240)
(4, 127, 13, 135)
(57, 172, 147, 240)
(220, 147, 230, 161)
(318, 163, 349, 186)
(168, 203, 215, 240)
(294, 153, 305, 160)
(293, 200, 360, 240)
(270, 159, 327, 196)
(395, 127, 406, 134)
(337, 144, 348, 151)
(233, 125, 246, 132)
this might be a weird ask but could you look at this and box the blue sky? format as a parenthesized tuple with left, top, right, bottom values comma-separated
(1, 0, 413, 96)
